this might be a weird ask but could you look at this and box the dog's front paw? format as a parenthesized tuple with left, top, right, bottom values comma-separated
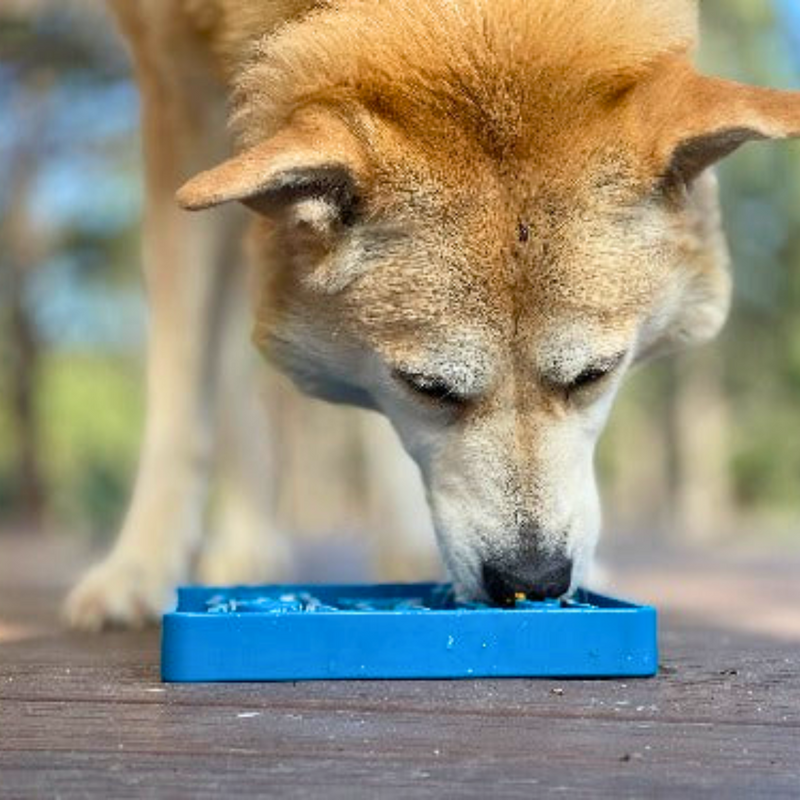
(65, 557, 175, 631)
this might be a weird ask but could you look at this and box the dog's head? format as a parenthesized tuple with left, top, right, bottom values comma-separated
(178, 2, 800, 602)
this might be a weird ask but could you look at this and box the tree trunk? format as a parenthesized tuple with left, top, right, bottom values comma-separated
(668, 351, 735, 542)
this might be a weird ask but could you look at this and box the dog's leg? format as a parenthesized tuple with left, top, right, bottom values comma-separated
(66, 5, 238, 629)
(360, 415, 441, 581)
(195, 271, 294, 586)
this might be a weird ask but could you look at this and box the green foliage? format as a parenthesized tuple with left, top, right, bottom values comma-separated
(39, 353, 143, 536)
(0, 352, 144, 535)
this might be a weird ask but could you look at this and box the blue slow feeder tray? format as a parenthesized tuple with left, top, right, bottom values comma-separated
(161, 582, 657, 681)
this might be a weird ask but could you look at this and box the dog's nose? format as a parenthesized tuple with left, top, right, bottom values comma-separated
(481, 554, 573, 605)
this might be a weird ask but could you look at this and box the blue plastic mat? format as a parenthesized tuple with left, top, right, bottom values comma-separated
(161, 583, 657, 681)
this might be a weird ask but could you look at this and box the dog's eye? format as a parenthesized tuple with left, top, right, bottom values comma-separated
(393, 371, 464, 405)
(567, 366, 611, 391)
(562, 353, 626, 396)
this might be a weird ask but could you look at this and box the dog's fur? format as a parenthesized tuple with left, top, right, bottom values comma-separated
(67, 0, 800, 627)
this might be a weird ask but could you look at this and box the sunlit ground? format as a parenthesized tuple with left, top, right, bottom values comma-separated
(605, 538, 800, 643)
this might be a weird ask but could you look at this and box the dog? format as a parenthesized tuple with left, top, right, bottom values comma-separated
(66, 0, 800, 629)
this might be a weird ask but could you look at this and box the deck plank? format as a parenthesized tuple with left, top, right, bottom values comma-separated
(1, 535, 799, 798)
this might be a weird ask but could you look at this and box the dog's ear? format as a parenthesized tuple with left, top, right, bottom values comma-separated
(176, 112, 368, 230)
(633, 60, 800, 190)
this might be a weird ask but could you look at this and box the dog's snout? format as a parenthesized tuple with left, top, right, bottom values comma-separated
(481, 554, 573, 605)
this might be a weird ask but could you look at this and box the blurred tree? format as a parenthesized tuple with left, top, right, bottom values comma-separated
(0, 1, 143, 532)
(595, 0, 800, 541)
(2, 88, 48, 524)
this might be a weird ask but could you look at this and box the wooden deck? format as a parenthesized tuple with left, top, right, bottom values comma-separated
(1, 533, 799, 798)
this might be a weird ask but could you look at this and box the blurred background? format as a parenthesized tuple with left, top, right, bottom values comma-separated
(1, 0, 799, 632)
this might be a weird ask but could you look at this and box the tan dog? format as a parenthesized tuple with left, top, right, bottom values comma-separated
(67, 0, 800, 628)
